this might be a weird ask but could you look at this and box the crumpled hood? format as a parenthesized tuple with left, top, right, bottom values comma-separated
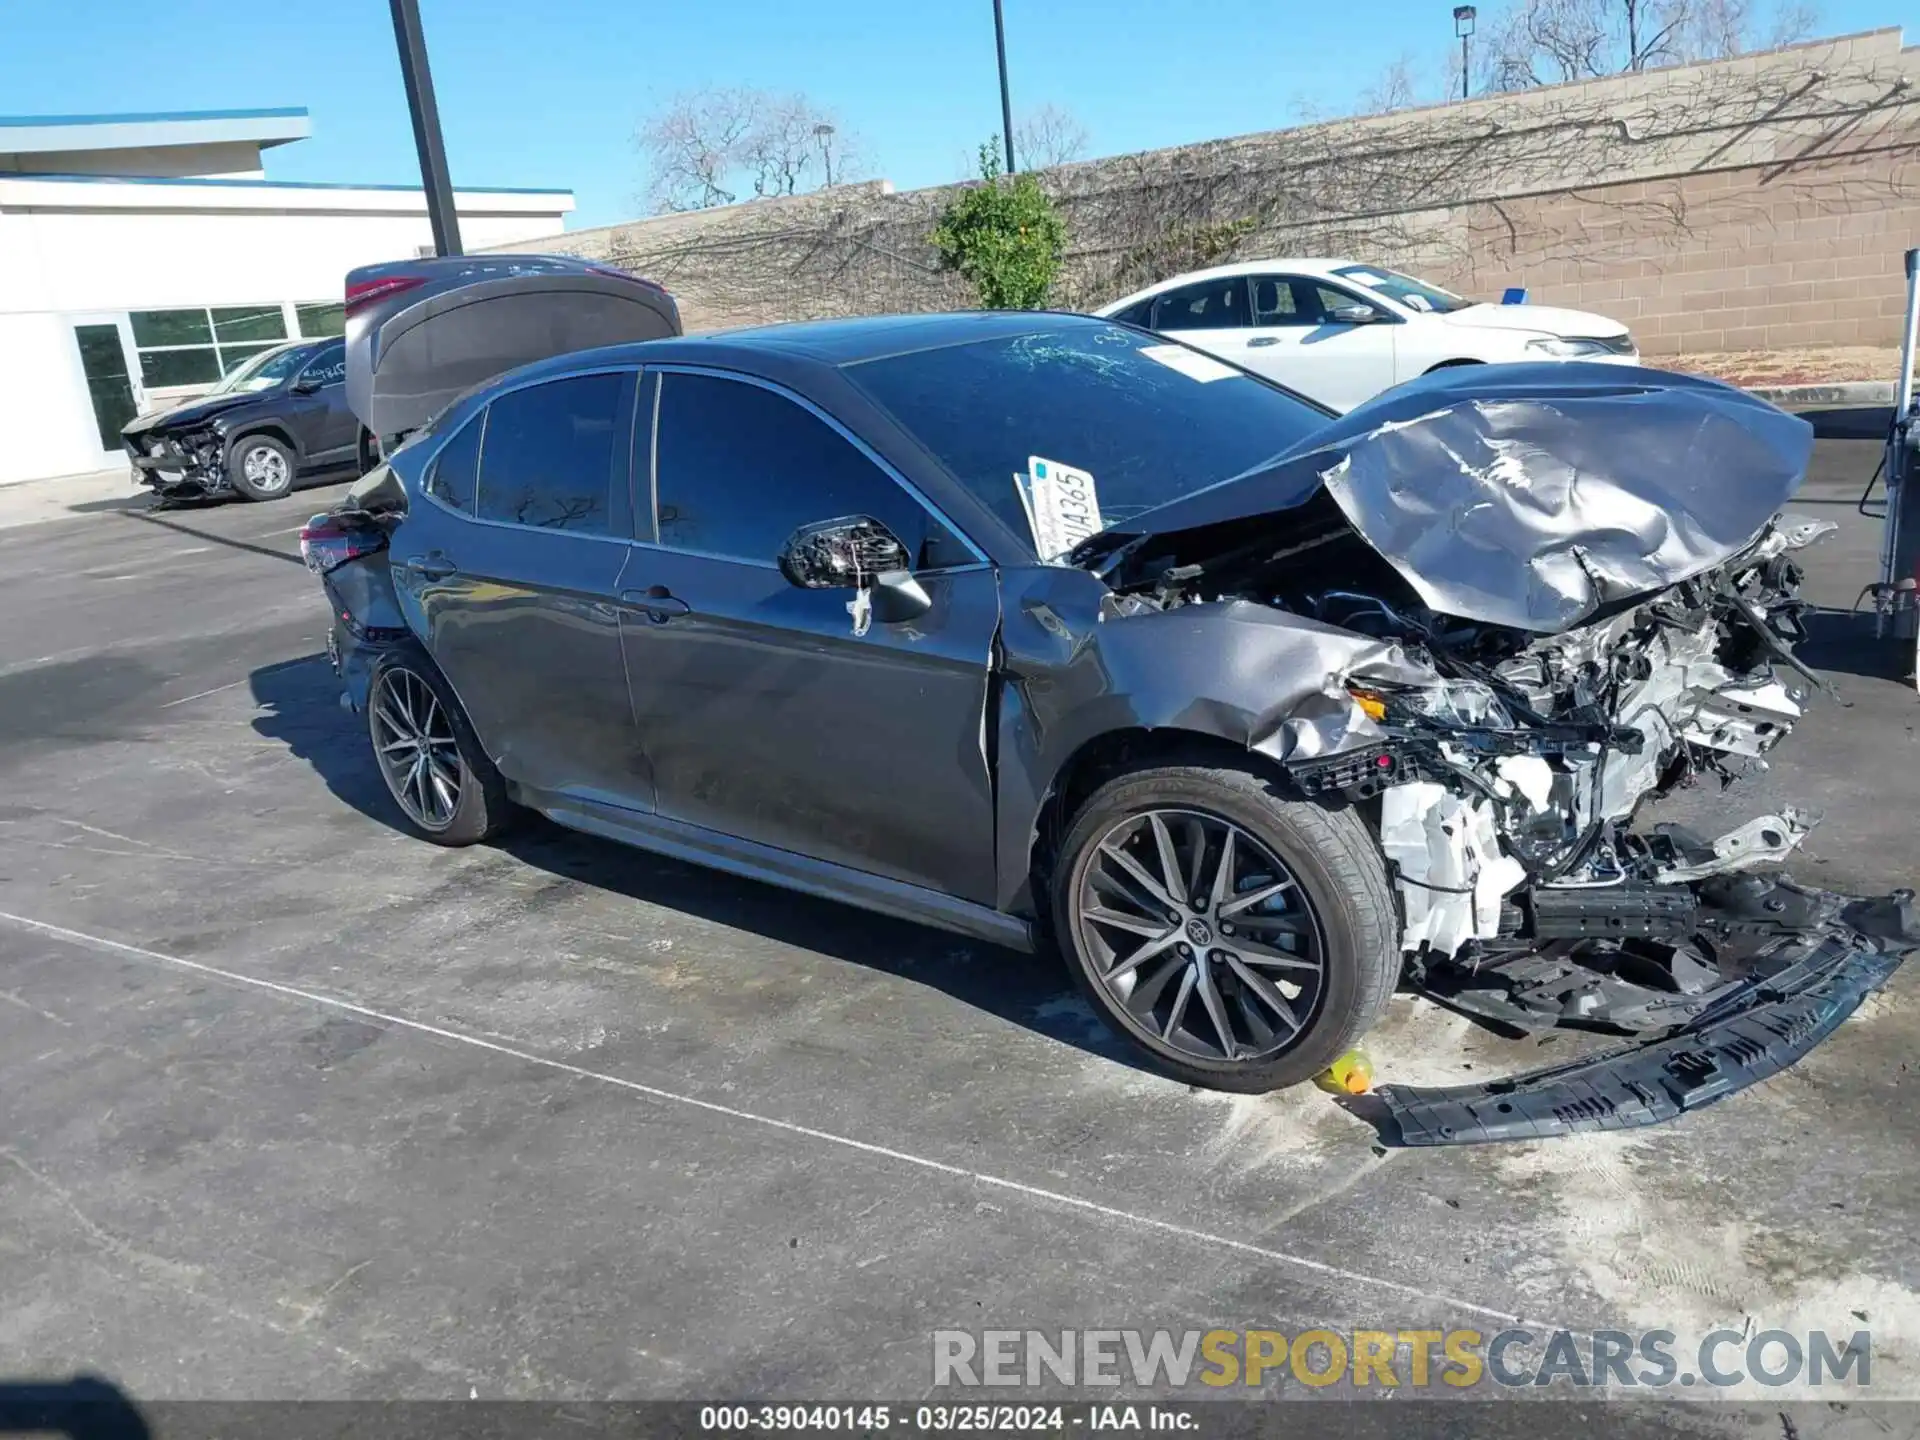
(123, 391, 263, 437)
(1084, 361, 1814, 633)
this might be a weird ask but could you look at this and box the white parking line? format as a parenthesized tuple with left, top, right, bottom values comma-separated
(158, 678, 251, 709)
(0, 907, 1543, 1330)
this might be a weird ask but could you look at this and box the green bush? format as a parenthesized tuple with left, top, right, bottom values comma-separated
(931, 144, 1069, 310)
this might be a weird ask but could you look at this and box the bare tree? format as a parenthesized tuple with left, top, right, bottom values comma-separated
(1359, 56, 1425, 114)
(637, 88, 865, 213)
(1483, 0, 1819, 88)
(1014, 103, 1091, 169)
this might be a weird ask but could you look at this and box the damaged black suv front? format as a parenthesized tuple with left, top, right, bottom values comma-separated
(1074, 362, 1916, 1143)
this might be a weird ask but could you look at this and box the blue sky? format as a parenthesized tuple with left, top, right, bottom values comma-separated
(2, 0, 1900, 229)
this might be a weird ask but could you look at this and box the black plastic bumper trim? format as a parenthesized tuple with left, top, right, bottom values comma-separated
(1379, 939, 1903, 1145)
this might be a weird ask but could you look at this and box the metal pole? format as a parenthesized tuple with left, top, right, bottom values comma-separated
(1461, 35, 1471, 99)
(389, 0, 463, 256)
(1877, 247, 1920, 639)
(992, 0, 1016, 174)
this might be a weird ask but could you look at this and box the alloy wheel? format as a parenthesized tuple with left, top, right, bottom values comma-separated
(371, 667, 462, 831)
(1073, 808, 1327, 1064)
(240, 443, 290, 493)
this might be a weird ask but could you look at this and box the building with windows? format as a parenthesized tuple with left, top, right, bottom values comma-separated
(0, 107, 573, 485)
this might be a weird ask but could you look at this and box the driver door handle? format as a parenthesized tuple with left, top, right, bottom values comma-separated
(1247, 336, 1281, 348)
(619, 587, 690, 623)
(405, 552, 457, 580)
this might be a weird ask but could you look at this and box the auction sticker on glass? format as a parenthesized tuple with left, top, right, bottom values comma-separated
(1139, 343, 1239, 383)
(1017, 456, 1104, 562)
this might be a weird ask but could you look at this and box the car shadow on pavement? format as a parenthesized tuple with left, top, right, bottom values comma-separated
(248, 651, 1147, 1074)
(114, 508, 307, 566)
(0, 1376, 150, 1440)
(1798, 605, 1914, 684)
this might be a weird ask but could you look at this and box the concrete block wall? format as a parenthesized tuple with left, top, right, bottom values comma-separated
(505, 28, 1920, 357)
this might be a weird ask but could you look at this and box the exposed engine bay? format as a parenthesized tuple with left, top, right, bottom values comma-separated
(1073, 371, 1917, 1139)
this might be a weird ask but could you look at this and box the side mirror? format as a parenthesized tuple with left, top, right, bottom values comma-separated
(1329, 304, 1382, 325)
(291, 378, 321, 395)
(778, 515, 931, 624)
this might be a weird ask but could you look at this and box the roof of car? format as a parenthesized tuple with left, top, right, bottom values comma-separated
(489, 309, 1117, 388)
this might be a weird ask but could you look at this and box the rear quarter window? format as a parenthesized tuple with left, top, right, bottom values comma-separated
(424, 412, 482, 514)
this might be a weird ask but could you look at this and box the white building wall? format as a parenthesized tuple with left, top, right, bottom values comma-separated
(0, 311, 104, 486)
(0, 190, 570, 484)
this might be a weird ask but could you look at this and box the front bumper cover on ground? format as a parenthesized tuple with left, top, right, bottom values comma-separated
(1379, 933, 1906, 1145)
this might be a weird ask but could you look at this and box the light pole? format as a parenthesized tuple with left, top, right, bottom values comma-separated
(1453, 5, 1477, 102)
(813, 122, 836, 187)
(389, 0, 462, 255)
(992, 0, 1016, 173)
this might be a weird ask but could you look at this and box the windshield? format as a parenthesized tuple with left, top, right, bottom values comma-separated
(843, 323, 1328, 549)
(210, 345, 309, 394)
(1331, 265, 1474, 314)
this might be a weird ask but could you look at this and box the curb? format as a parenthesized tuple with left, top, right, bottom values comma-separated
(1742, 380, 1896, 407)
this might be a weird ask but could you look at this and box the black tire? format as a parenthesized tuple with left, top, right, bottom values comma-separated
(227, 433, 297, 501)
(1051, 761, 1398, 1093)
(365, 649, 513, 846)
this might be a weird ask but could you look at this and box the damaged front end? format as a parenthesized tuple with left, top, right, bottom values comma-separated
(1080, 365, 1915, 1142)
(125, 427, 230, 498)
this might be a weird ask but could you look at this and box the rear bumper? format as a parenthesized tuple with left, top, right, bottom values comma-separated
(1380, 935, 1904, 1145)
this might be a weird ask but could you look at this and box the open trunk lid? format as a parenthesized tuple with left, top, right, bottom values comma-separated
(343, 254, 681, 439)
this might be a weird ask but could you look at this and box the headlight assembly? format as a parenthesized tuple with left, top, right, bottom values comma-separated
(1526, 336, 1614, 359)
(1347, 677, 1512, 729)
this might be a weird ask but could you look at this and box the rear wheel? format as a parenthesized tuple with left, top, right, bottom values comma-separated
(228, 434, 295, 501)
(366, 651, 512, 845)
(1051, 761, 1398, 1092)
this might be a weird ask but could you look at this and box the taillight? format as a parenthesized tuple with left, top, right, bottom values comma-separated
(300, 514, 388, 575)
(344, 274, 428, 316)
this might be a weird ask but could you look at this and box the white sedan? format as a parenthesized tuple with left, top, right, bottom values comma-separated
(1094, 259, 1638, 412)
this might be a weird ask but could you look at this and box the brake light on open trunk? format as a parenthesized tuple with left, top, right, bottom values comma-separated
(344, 274, 428, 316)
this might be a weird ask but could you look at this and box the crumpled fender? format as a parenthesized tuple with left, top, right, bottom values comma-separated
(989, 564, 1434, 913)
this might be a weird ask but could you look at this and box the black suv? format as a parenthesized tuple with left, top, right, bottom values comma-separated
(123, 338, 359, 502)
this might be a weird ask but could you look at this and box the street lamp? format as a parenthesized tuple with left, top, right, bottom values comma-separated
(812, 122, 836, 187)
(992, 0, 1016, 174)
(1453, 5, 1477, 102)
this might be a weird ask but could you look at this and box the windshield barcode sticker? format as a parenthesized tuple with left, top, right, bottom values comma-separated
(1139, 344, 1239, 383)
(1017, 456, 1104, 563)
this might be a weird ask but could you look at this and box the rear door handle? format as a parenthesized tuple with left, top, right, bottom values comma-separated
(619, 587, 690, 623)
(405, 552, 457, 580)
(1247, 336, 1281, 348)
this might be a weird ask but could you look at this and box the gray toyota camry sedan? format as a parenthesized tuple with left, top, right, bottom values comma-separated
(301, 308, 1914, 1140)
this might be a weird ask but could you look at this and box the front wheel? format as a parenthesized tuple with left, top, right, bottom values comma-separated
(1051, 761, 1399, 1092)
(228, 434, 296, 501)
(366, 651, 512, 845)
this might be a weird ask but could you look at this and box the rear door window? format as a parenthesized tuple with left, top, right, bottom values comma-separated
(1149, 278, 1249, 330)
(476, 373, 627, 534)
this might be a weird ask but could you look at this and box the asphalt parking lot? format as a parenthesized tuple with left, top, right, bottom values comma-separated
(1, 415, 1916, 1420)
